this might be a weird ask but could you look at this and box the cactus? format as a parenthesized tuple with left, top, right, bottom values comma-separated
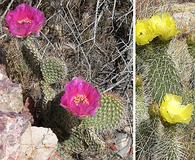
(142, 44, 182, 104)
(83, 128, 106, 153)
(41, 57, 67, 84)
(167, 38, 193, 88)
(63, 127, 86, 154)
(136, 82, 149, 124)
(136, 4, 195, 158)
(47, 94, 81, 140)
(4, 39, 34, 87)
(151, 129, 187, 160)
(42, 82, 56, 103)
(188, 43, 195, 59)
(23, 37, 42, 62)
(136, 118, 163, 159)
(81, 93, 126, 132)
(62, 127, 105, 154)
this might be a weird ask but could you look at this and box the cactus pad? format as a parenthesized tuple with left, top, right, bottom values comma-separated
(151, 134, 187, 160)
(63, 127, 105, 154)
(143, 52, 182, 104)
(42, 82, 56, 103)
(81, 93, 126, 132)
(63, 127, 86, 154)
(41, 57, 67, 84)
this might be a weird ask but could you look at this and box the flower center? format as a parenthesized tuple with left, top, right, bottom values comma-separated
(18, 18, 32, 24)
(73, 95, 89, 106)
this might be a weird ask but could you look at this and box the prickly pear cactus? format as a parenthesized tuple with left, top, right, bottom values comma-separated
(81, 93, 126, 132)
(42, 82, 56, 103)
(143, 46, 182, 104)
(83, 128, 106, 153)
(136, 118, 164, 159)
(62, 127, 105, 155)
(63, 127, 86, 154)
(48, 95, 81, 140)
(136, 2, 195, 159)
(167, 38, 193, 88)
(136, 80, 148, 124)
(23, 37, 43, 62)
(151, 131, 187, 160)
(188, 43, 195, 59)
(41, 57, 67, 84)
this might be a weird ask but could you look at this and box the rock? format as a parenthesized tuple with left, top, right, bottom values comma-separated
(173, 11, 195, 34)
(0, 111, 31, 160)
(0, 65, 23, 113)
(20, 126, 58, 160)
(114, 132, 132, 159)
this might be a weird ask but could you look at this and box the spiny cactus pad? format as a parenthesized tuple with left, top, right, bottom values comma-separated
(136, 86, 148, 124)
(188, 44, 195, 58)
(143, 52, 182, 104)
(136, 118, 164, 159)
(63, 127, 105, 154)
(81, 93, 125, 132)
(42, 82, 56, 103)
(63, 127, 86, 154)
(167, 39, 193, 88)
(151, 134, 187, 160)
(41, 57, 67, 84)
(23, 37, 42, 62)
(83, 128, 105, 152)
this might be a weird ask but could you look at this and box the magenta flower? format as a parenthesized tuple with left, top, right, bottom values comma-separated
(6, 3, 46, 38)
(60, 77, 101, 118)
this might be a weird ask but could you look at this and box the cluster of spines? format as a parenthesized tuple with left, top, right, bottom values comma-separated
(81, 93, 126, 132)
(40, 57, 67, 103)
(151, 130, 187, 160)
(143, 50, 182, 104)
(41, 82, 56, 103)
(167, 38, 193, 88)
(62, 127, 105, 155)
(41, 57, 67, 85)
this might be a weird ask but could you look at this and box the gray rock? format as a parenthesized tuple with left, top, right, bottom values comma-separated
(0, 65, 23, 113)
(115, 132, 132, 159)
(0, 111, 31, 160)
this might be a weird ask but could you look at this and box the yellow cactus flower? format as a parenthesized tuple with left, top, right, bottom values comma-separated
(150, 13, 180, 40)
(160, 94, 194, 124)
(136, 19, 157, 45)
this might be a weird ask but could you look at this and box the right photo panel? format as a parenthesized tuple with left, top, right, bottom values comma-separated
(135, 0, 195, 160)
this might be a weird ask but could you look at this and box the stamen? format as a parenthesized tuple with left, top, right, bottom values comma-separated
(18, 18, 32, 24)
(74, 95, 89, 106)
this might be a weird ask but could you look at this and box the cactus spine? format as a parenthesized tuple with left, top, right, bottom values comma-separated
(41, 57, 67, 85)
(142, 44, 182, 104)
(81, 93, 126, 132)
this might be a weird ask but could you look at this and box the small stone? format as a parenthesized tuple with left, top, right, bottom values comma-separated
(20, 126, 58, 160)
(0, 65, 23, 113)
(115, 132, 132, 158)
(0, 111, 31, 160)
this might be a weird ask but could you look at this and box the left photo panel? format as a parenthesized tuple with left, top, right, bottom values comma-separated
(0, 1, 134, 160)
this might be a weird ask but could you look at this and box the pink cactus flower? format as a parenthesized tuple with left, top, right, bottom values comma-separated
(60, 77, 101, 118)
(6, 3, 46, 38)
